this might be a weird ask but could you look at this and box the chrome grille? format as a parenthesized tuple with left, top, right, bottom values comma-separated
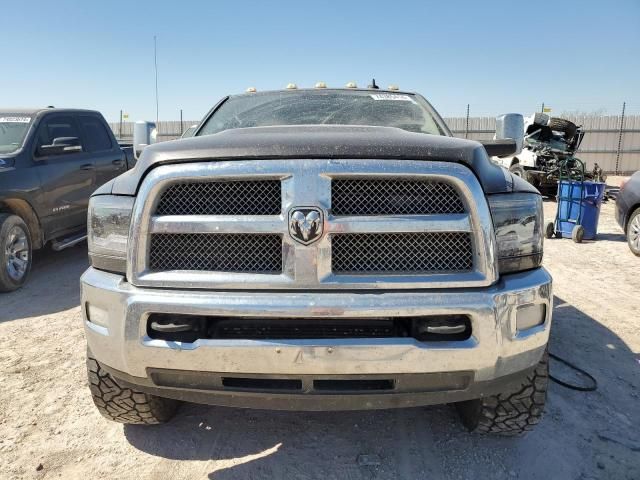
(149, 234, 282, 273)
(332, 233, 473, 274)
(331, 179, 465, 215)
(156, 180, 281, 215)
(131, 160, 496, 290)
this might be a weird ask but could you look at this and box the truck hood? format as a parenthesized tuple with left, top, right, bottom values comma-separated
(108, 125, 531, 196)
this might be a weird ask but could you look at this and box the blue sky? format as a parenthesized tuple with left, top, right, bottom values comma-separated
(2, 0, 639, 122)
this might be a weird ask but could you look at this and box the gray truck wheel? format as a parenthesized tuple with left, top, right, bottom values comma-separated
(0, 214, 32, 292)
(627, 207, 640, 256)
(87, 356, 179, 424)
(509, 164, 533, 183)
(548, 117, 577, 140)
(456, 350, 548, 436)
(509, 163, 525, 177)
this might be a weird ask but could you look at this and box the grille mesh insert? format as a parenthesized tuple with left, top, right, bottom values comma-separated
(149, 234, 282, 273)
(332, 233, 473, 274)
(332, 179, 465, 215)
(156, 180, 281, 215)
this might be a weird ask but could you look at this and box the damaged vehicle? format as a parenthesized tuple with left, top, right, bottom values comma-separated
(495, 112, 596, 196)
(81, 85, 552, 436)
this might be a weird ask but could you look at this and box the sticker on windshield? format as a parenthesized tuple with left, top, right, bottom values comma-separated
(0, 117, 31, 123)
(369, 94, 416, 104)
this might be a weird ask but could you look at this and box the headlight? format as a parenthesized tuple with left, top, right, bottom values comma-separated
(488, 193, 543, 274)
(87, 195, 134, 274)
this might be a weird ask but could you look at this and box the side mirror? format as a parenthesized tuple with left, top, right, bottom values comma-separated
(133, 121, 157, 159)
(495, 113, 524, 155)
(37, 137, 83, 156)
(480, 113, 524, 158)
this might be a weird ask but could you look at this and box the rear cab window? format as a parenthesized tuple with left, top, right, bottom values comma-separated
(78, 115, 113, 152)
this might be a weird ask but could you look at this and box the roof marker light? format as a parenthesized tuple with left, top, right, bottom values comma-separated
(315, 82, 327, 88)
(246, 87, 257, 93)
(388, 85, 399, 91)
(345, 81, 358, 88)
(286, 83, 298, 89)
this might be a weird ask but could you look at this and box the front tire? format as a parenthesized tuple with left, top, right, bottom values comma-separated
(509, 163, 534, 184)
(626, 207, 640, 256)
(456, 350, 549, 436)
(509, 163, 525, 177)
(87, 356, 179, 424)
(0, 214, 32, 292)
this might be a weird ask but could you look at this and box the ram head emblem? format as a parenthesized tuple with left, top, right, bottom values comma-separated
(289, 208, 323, 245)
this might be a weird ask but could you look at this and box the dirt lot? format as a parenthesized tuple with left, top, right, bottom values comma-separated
(1, 184, 639, 480)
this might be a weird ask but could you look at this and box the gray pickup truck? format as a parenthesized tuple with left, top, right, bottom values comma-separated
(0, 108, 134, 291)
(81, 87, 552, 435)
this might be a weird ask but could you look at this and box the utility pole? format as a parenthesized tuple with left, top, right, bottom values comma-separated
(154, 36, 159, 124)
(541, 102, 544, 113)
(119, 110, 123, 139)
(180, 109, 183, 135)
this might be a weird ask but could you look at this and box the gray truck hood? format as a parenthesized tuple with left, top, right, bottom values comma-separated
(107, 125, 532, 196)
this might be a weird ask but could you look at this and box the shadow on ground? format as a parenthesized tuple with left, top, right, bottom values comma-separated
(0, 243, 88, 323)
(123, 295, 640, 480)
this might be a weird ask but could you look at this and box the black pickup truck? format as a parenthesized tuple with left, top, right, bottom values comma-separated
(0, 108, 134, 291)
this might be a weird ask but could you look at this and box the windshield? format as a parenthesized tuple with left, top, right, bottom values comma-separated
(0, 116, 32, 154)
(198, 90, 447, 137)
(181, 125, 198, 138)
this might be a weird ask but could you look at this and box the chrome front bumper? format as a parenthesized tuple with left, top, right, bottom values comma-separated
(81, 267, 552, 409)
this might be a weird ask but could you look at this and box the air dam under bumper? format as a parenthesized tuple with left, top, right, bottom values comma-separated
(81, 267, 552, 411)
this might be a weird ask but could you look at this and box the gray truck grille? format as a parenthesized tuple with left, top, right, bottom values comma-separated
(132, 160, 493, 289)
(332, 233, 473, 274)
(149, 234, 282, 273)
(155, 180, 281, 215)
(331, 179, 465, 215)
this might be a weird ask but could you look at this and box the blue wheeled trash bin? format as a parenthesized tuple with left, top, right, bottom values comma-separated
(545, 159, 606, 243)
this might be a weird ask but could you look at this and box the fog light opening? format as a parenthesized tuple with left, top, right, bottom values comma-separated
(516, 304, 546, 332)
(86, 302, 110, 328)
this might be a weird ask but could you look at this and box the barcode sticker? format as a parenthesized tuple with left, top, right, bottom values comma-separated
(369, 94, 416, 104)
(0, 117, 31, 123)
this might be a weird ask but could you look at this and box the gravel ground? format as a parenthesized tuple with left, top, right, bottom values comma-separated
(1, 182, 639, 480)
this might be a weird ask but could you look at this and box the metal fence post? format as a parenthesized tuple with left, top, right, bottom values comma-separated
(465, 104, 470, 139)
(615, 101, 626, 175)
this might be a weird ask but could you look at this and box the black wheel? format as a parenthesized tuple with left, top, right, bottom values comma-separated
(548, 117, 577, 140)
(544, 221, 555, 239)
(509, 163, 525, 177)
(87, 356, 179, 424)
(456, 350, 548, 436)
(572, 225, 585, 243)
(0, 214, 32, 292)
(509, 164, 532, 183)
(626, 207, 640, 256)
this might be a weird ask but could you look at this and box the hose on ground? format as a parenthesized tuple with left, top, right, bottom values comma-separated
(549, 352, 598, 392)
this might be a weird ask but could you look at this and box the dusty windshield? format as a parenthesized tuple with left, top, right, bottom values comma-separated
(198, 90, 447, 136)
(0, 116, 32, 154)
